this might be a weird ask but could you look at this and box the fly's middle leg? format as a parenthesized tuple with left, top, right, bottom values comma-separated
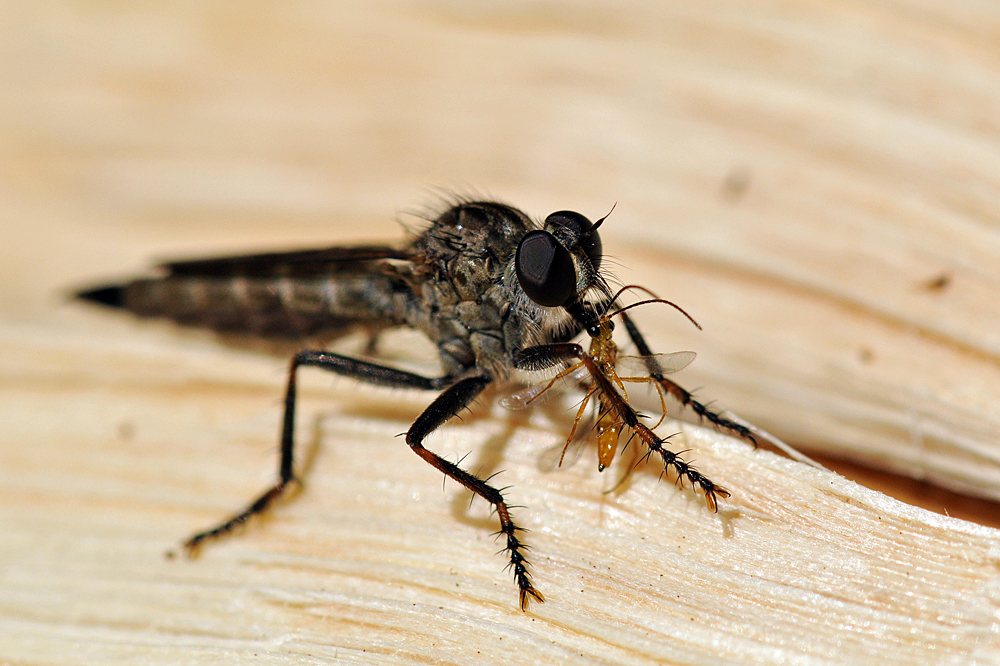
(183, 351, 448, 553)
(405, 375, 544, 610)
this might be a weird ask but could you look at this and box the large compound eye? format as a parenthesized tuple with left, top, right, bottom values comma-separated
(544, 210, 603, 271)
(515, 230, 577, 307)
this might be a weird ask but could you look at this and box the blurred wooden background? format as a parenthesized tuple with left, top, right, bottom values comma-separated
(3, 2, 1000, 664)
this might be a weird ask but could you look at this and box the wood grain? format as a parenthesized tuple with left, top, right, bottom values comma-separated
(3, 2, 1000, 663)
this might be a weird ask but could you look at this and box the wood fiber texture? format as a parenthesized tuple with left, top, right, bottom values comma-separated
(3, 2, 1000, 664)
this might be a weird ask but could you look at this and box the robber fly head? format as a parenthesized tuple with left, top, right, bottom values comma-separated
(514, 208, 612, 330)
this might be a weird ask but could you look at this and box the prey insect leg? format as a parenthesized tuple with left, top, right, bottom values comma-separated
(560, 386, 597, 467)
(619, 375, 670, 429)
(405, 375, 544, 610)
(619, 311, 757, 446)
(515, 343, 730, 510)
(184, 351, 449, 552)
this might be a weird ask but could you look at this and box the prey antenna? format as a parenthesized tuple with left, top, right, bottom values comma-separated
(604, 284, 702, 331)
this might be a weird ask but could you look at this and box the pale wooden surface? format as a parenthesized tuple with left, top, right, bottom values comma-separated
(4, 2, 1000, 664)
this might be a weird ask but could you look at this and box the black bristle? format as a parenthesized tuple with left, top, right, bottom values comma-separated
(76, 285, 125, 309)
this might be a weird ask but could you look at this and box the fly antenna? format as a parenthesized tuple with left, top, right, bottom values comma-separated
(591, 202, 616, 233)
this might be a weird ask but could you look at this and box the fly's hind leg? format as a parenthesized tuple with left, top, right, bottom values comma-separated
(406, 375, 543, 610)
(183, 350, 449, 553)
(182, 353, 542, 610)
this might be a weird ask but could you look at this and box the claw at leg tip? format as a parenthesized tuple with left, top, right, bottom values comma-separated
(519, 587, 545, 611)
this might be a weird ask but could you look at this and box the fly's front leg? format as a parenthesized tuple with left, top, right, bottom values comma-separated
(183, 351, 449, 553)
(406, 375, 544, 610)
(620, 311, 757, 446)
(515, 343, 730, 511)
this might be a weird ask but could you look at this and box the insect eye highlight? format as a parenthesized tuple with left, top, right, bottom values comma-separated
(544, 210, 603, 272)
(515, 230, 577, 307)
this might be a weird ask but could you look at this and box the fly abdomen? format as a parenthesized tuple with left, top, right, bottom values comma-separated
(78, 271, 407, 339)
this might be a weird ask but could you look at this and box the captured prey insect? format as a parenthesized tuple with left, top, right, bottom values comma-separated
(76, 200, 755, 610)
(501, 288, 722, 502)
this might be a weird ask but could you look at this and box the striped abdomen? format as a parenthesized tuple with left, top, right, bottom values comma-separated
(80, 269, 408, 339)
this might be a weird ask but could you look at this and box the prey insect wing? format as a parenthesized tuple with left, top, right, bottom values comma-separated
(615, 350, 696, 377)
(499, 364, 589, 411)
(76, 200, 752, 610)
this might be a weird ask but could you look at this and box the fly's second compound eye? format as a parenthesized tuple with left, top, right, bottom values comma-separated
(515, 230, 577, 307)
(544, 210, 603, 271)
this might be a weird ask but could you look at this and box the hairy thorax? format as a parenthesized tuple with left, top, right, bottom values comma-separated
(400, 201, 577, 380)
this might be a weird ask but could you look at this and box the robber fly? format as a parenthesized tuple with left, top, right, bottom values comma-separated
(76, 200, 754, 610)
